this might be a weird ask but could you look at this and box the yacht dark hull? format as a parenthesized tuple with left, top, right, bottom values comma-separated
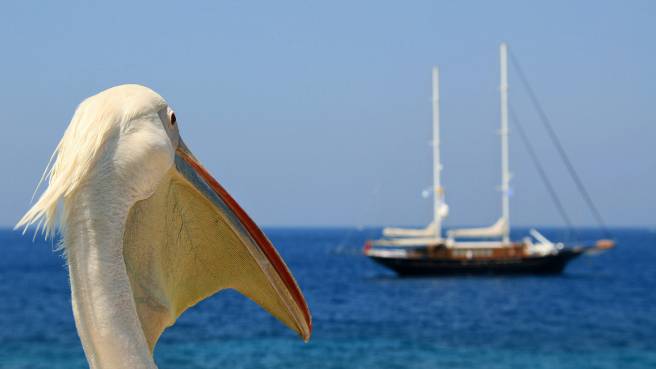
(368, 248, 586, 276)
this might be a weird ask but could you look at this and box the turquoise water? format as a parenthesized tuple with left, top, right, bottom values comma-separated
(1, 227, 655, 368)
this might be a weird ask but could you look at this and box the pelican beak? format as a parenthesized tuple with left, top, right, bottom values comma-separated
(170, 139, 311, 341)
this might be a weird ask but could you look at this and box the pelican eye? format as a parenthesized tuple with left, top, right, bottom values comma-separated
(170, 112, 177, 126)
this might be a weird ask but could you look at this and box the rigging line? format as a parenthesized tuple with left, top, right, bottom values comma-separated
(509, 106, 575, 239)
(509, 52, 611, 238)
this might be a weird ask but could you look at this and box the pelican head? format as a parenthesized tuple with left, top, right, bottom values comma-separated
(17, 84, 311, 369)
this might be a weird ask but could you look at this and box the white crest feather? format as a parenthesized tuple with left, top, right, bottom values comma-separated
(16, 84, 166, 239)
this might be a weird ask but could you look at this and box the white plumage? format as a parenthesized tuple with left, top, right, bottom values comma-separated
(17, 85, 311, 369)
(18, 85, 169, 238)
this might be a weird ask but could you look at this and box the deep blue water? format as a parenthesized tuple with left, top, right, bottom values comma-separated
(1, 227, 655, 369)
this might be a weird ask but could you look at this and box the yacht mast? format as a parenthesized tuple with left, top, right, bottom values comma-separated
(432, 67, 443, 239)
(500, 43, 511, 243)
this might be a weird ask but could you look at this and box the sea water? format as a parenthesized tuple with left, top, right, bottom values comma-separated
(1, 227, 655, 369)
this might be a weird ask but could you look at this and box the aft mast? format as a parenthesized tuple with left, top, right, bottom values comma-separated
(432, 67, 443, 240)
(379, 67, 447, 239)
(500, 43, 511, 244)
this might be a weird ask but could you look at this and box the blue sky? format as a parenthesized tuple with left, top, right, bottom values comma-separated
(1, 1, 654, 228)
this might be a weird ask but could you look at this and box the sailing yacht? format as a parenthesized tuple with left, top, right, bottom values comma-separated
(364, 43, 614, 276)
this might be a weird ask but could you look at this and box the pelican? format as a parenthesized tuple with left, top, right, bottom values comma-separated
(16, 84, 311, 369)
